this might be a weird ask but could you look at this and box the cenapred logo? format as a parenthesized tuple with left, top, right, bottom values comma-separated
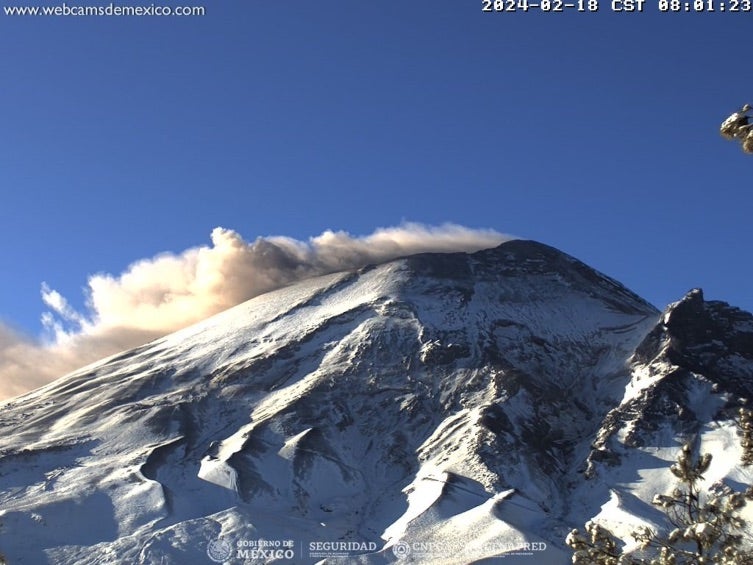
(392, 541, 411, 559)
(391, 539, 547, 560)
(206, 538, 234, 563)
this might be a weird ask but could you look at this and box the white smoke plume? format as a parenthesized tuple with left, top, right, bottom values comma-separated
(0, 223, 511, 401)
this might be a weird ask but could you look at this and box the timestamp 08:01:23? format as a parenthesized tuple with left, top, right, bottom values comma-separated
(481, 0, 599, 12)
(658, 0, 750, 10)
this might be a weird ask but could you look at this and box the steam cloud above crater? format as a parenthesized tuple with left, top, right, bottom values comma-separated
(0, 223, 511, 400)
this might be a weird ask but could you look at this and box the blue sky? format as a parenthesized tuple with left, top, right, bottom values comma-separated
(2, 1, 752, 341)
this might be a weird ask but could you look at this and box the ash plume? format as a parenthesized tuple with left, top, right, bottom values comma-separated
(0, 223, 510, 400)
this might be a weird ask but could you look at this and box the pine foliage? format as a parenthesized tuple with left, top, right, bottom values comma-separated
(739, 408, 753, 467)
(720, 105, 753, 154)
(568, 432, 753, 564)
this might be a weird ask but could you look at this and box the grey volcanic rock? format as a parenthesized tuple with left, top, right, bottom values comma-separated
(0, 241, 750, 564)
(611, 288, 753, 450)
(638, 288, 753, 395)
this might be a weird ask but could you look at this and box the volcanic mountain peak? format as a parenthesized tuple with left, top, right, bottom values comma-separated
(1, 241, 751, 564)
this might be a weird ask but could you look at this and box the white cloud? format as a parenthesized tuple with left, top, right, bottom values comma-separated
(0, 223, 511, 401)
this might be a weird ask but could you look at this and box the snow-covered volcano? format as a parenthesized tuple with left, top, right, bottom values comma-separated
(1, 240, 752, 564)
